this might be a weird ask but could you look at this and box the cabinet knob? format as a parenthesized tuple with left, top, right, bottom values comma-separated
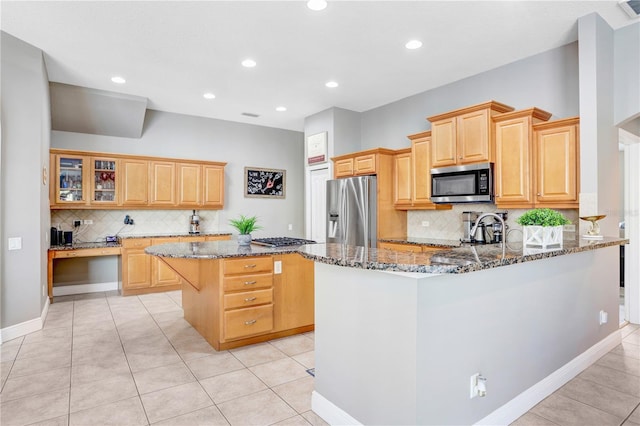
(244, 280, 257, 285)
(244, 319, 257, 325)
(537, 193, 541, 196)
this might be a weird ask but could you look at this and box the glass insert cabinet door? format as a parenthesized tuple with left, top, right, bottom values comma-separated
(92, 158, 118, 203)
(56, 155, 86, 203)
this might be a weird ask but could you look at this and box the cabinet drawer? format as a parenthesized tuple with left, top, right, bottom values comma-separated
(52, 247, 121, 258)
(223, 256, 273, 275)
(354, 154, 376, 174)
(224, 304, 273, 340)
(180, 236, 206, 243)
(121, 238, 152, 249)
(223, 274, 273, 292)
(224, 288, 273, 310)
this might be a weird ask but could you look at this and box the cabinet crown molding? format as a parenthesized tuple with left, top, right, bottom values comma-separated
(492, 107, 553, 122)
(50, 148, 227, 166)
(532, 116, 580, 130)
(426, 100, 514, 123)
(407, 130, 431, 140)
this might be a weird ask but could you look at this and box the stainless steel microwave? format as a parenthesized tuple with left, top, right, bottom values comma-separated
(430, 162, 494, 204)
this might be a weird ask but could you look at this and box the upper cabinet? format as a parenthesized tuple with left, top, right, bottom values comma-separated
(331, 148, 396, 178)
(533, 117, 580, 207)
(393, 148, 412, 208)
(50, 149, 226, 210)
(493, 108, 552, 208)
(427, 101, 514, 168)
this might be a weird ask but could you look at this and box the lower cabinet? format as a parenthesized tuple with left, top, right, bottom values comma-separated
(178, 253, 314, 350)
(378, 241, 450, 253)
(120, 234, 230, 296)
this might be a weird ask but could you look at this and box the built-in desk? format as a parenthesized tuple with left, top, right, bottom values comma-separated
(47, 243, 122, 303)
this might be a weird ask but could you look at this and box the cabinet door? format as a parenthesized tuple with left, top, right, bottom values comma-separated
(151, 238, 182, 287)
(354, 154, 376, 175)
(393, 152, 412, 207)
(273, 254, 314, 331)
(334, 158, 354, 177)
(90, 157, 119, 205)
(378, 241, 422, 253)
(458, 109, 490, 164)
(431, 118, 457, 168)
(202, 165, 224, 208)
(121, 159, 149, 205)
(54, 154, 88, 206)
(150, 161, 176, 206)
(494, 117, 533, 206)
(535, 123, 578, 203)
(122, 249, 151, 290)
(411, 136, 432, 206)
(177, 163, 201, 206)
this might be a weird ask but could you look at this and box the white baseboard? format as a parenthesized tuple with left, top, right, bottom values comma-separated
(0, 298, 50, 344)
(52, 281, 118, 296)
(312, 391, 362, 426)
(475, 330, 623, 425)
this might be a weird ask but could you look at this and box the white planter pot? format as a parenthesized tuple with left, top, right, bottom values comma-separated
(237, 234, 252, 246)
(523, 225, 563, 249)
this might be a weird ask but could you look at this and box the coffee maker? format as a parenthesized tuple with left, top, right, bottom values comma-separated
(490, 212, 508, 244)
(189, 210, 200, 234)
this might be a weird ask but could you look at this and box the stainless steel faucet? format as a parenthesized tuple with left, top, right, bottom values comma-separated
(470, 213, 506, 259)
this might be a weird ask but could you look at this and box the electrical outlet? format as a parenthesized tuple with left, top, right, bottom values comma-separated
(422, 221, 430, 227)
(288, 224, 293, 231)
(274, 260, 282, 274)
(83, 219, 93, 225)
(42, 285, 46, 297)
(563, 224, 575, 232)
(470, 373, 487, 399)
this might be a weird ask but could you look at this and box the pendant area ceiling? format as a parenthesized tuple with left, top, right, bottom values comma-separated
(1, 1, 635, 132)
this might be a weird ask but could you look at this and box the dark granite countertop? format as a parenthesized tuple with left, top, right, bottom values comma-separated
(145, 237, 628, 274)
(378, 237, 462, 248)
(118, 232, 231, 239)
(49, 242, 122, 251)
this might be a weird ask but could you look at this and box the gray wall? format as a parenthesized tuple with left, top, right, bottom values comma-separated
(51, 109, 305, 238)
(360, 42, 580, 150)
(1, 32, 51, 329)
(614, 22, 640, 132)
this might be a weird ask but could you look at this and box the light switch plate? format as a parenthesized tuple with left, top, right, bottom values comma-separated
(8, 237, 22, 251)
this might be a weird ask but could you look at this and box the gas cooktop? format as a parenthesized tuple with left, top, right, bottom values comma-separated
(251, 237, 317, 247)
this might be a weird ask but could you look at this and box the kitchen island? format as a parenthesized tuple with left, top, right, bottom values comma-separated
(147, 237, 627, 425)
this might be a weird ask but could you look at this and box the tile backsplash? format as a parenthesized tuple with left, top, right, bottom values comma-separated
(408, 205, 579, 242)
(50, 210, 220, 243)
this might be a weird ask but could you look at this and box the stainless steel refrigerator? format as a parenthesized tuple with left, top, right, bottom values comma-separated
(326, 176, 377, 247)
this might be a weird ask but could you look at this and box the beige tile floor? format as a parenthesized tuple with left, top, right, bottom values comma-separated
(0, 290, 638, 426)
(0, 291, 327, 426)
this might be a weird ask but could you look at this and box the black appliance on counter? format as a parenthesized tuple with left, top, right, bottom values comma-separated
(251, 237, 316, 247)
(50, 227, 72, 246)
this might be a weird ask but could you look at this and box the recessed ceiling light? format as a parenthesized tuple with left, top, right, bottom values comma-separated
(307, 0, 327, 11)
(203, 92, 216, 100)
(111, 76, 126, 84)
(242, 59, 257, 68)
(325, 81, 339, 88)
(405, 40, 423, 50)
(276, 106, 287, 112)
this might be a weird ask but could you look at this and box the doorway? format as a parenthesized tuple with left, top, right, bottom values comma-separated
(308, 167, 329, 243)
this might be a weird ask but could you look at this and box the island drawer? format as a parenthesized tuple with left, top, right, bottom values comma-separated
(224, 304, 273, 340)
(223, 274, 273, 292)
(223, 256, 273, 275)
(224, 288, 273, 310)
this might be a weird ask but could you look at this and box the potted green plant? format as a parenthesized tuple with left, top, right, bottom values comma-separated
(516, 208, 570, 249)
(229, 214, 262, 246)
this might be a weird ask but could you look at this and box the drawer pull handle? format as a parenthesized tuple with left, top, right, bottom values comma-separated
(244, 264, 257, 269)
(244, 281, 257, 285)
(245, 319, 257, 325)
(244, 297, 257, 302)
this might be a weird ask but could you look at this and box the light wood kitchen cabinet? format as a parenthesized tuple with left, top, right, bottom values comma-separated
(121, 234, 231, 296)
(120, 238, 152, 292)
(428, 101, 514, 168)
(378, 241, 450, 253)
(149, 161, 176, 206)
(331, 148, 407, 239)
(493, 108, 552, 208)
(393, 148, 412, 208)
(50, 149, 226, 210)
(202, 165, 224, 208)
(533, 117, 580, 207)
(273, 253, 314, 332)
(334, 158, 355, 177)
(121, 159, 149, 206)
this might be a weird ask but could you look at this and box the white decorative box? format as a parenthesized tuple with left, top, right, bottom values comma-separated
(523, 225, 563, 249)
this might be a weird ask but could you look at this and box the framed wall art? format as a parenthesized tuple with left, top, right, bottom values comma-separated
(307, 131, 327, 165)
(244, 167, 286, 198)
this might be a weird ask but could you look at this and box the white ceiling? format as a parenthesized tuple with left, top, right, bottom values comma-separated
(1, 1, 636, 132)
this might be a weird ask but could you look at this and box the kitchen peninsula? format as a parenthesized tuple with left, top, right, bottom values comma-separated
(147, 237, 627, 425)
